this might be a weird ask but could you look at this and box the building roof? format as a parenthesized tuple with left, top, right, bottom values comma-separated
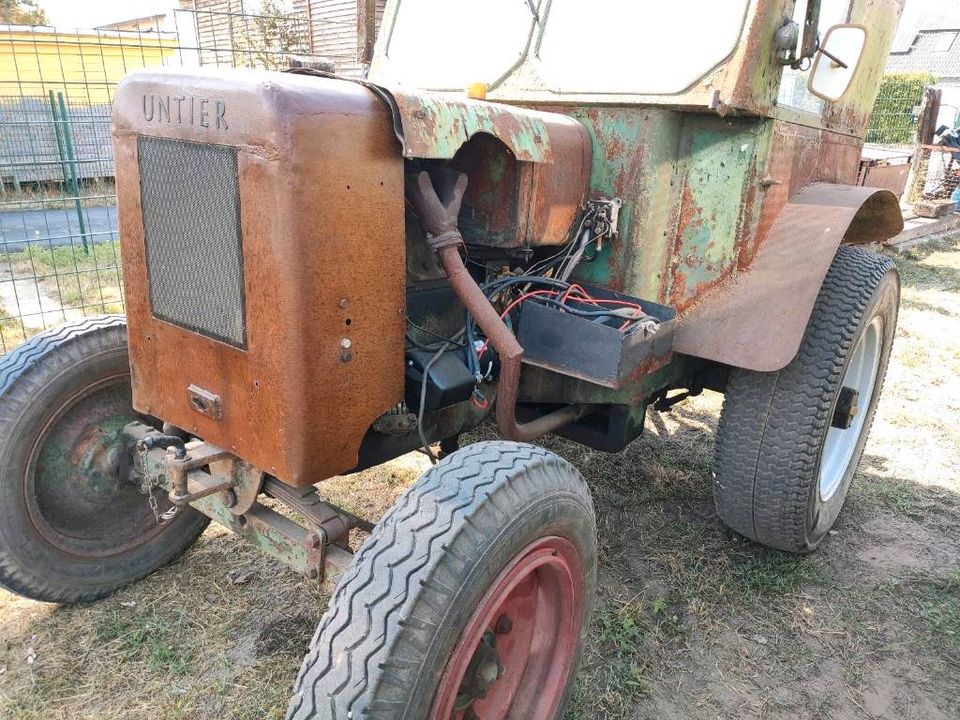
(888, 29, 960, 82)
(891, 1, 960, 53)
(98, 13, 167, 31)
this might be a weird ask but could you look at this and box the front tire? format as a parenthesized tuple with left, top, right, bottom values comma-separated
(0, 316, 209, 603)
(286, 441, 597, 720)
(714, 245, 899, 552)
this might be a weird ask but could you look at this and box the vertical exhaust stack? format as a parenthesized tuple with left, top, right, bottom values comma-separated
(405, 169, 584, 441)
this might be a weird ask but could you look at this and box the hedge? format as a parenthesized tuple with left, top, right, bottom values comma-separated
(866, 72, 937, 145)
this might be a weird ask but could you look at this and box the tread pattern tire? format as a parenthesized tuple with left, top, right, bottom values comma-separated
(714, 245, 899, 552)
(286, 441, 597, 720)
(0, 316, 209, 603)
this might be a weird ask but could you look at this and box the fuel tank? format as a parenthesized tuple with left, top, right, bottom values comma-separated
(112, 68, 405, 486)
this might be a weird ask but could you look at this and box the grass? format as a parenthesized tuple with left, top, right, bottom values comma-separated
(0, 240, 124, 312)
(1, 233, 960, 719)
(94, 609, 195, 674)
(0, 239, 124, 351)
(0, 306, 27, 353)
(0, 179, 117, 212)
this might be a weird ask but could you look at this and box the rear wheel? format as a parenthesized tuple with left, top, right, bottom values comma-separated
(286, 441, 597, 720)
(714, 245, 899, 552)
(0, 316, 209, 603)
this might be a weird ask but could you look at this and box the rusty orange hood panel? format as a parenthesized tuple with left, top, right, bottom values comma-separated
(112, 67, 406, 486)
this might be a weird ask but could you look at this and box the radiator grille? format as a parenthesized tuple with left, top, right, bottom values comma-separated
(138, 135, 246, 348)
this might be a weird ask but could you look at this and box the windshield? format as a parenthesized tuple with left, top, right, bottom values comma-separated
(537, 1, 750, 94)
(378, 0, 538, 90)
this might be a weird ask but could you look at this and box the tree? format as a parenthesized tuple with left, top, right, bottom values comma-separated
(244, 0, 305, 70)
(0, 0, 49, 25)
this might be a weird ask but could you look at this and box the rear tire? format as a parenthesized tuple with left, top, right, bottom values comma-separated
(714, 246, 899, 552)
(286, 441, 597, 720)
(0, 316, 209, 603)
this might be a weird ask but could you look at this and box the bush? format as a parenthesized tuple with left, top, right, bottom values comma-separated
(866, 72, 937, 145)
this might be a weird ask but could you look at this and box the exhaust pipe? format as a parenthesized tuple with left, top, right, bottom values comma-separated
(406, 170, 583, 442)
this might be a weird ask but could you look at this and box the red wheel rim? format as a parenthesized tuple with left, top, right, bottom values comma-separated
(430, 536, 584, 720)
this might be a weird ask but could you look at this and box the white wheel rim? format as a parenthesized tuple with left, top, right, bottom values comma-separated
(818, 316, 883, 502)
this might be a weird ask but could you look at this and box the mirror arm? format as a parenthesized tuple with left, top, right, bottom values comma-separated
(818, 46, 849, 69)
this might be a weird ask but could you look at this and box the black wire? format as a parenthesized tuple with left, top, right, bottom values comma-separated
(417, 345, 446, 464)
(406, 331, 446, 352)
(415, 328, 467, 464)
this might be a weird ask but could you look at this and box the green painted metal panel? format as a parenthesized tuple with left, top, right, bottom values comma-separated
(669, 121, 759, 308)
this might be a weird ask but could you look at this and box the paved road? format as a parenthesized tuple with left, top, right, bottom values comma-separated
(0, 205, 118, 252)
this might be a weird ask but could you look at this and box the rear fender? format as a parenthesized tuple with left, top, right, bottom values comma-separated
(673, 184, 902, 372)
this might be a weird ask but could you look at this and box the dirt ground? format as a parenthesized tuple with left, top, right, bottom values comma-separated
(1, 235, 959, 719)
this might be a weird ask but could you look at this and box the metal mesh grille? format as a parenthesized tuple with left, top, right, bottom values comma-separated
(138, 135, 246, 348)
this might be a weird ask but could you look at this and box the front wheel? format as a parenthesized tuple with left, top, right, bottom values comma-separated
(286, 441, 597, 720)
(714, 245, 899, 552)
(0, 316, 209, 603)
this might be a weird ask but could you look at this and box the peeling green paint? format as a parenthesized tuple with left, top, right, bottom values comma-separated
(192, 495, 314, 576)
(390, 91, 553, 161)
(669, 121, 759, 307)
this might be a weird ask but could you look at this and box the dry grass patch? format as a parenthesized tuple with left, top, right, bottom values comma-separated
(2, 234, 960, 719)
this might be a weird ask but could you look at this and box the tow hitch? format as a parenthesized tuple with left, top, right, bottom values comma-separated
(124, 422, 358, 580)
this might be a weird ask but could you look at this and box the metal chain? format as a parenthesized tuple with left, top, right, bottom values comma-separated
(137, 443, 179, 525)
(148, 492, 179, 525)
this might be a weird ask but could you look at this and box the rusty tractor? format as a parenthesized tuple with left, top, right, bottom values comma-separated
(0, 1, 907, 717)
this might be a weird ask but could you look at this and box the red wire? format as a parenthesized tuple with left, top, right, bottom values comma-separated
(563, 283, 645, 312)
(477, 289, 559, 359)
(476, 285, 647, 359)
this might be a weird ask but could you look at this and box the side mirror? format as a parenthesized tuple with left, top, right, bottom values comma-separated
(807, 24, 868, 102)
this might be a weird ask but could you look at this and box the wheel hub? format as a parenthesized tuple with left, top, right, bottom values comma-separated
(430, 536, 584, 720)
(831, 386, 860, 429)
(24, 375, 169, 558)
(819, 316, 883, 502)
(455, 630, 504, 710)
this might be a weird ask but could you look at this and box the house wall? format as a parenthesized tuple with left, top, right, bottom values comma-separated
(291, 0, 386, 77)
(0, 27, 176, 102)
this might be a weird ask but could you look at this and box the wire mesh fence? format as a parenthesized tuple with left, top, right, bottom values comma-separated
(0, 8, 341, 354)
(906, 144, 960, 206)
(867, 93, 922, 147)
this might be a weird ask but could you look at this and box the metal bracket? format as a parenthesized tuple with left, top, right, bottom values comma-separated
(191, 494, 352, 580)
(187, 384, 223, 421)
(124, 422, 357, 581)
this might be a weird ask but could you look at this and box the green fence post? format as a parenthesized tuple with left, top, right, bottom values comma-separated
(48, 90, 71, 193)
(55, 91, 89, 254)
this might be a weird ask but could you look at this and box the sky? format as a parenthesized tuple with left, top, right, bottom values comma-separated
(37, 1, 290, 30)
(39, 0, 174, 29)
